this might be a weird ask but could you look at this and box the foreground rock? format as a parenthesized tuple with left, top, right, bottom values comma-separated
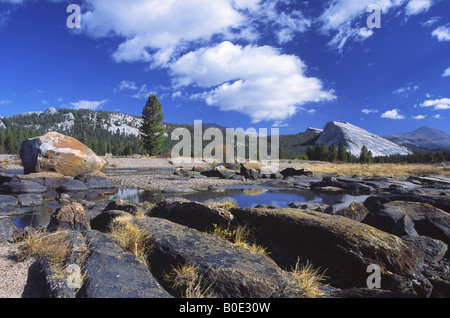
(77, 230, 172, 298)
(135, 217, 304, 298)
(73, 170, 116, 189)
(0, 171, 115, 198)
(229, 207, 430, 296)
(150, 199, 235, 232)
(19, 132, 106, 176)
(332, 201, 370, 222)
(363, 201, 450, 247)
(18, 194, 449, 298)
(363, 193, 450, 214)
(47, 202, 91, 232)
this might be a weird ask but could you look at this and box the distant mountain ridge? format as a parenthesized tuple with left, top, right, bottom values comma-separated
(0, 108, 150, 155)
(2, 107, 143, 137)
(385, 126, 450, 151)
(1, 108, 447, 158)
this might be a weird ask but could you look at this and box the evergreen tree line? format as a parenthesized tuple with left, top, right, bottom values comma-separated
(305, 143, 365, 163)
(303, 142, 450, 164)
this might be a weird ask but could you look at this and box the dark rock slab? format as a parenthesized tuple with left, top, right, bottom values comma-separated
(16, 172, 70, 188)
(229, 207, 430, 296)
(58, 180, 89, 192)
(90, 210, 129, 233)
(0, 195, 18, 208)
(135, 217, 303, 298)
(332, 201, 370, 222)
(402, 235, 448, 265)
(74, 171, 116, 189)
(22, 231, 89, 298)
(363, 194, 450, 214)
(2, 180, 48, 194)
(18, 194, 43, 207)
(77, 230, 171, 298)
(363, 201, 450, 246)
(103, 199, 146, 216)
(392, 215, 418, 237)
(150, 200, 234, 232)
(279, 167, 313, 178)
(288, 201, 329, 212)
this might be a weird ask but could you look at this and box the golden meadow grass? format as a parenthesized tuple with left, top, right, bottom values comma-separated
(286, 161, 449, 178)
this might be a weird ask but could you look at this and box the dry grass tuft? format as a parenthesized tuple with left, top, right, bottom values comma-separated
(291, 259, 328, 298)
(165, 263, 214, 298)
(16, 229, 71, 265)
(15, 228, 88, 289)
(207, 201, 237, 211)
(108, 214, 153, 266)
(211, 223, 269, 256)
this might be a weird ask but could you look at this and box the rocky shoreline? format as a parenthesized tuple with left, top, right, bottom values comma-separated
(0, 157, 449, 298)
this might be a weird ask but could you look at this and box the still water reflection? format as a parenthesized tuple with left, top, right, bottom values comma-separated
(11, 185, 369, 229)
(110, 185, 369, 210)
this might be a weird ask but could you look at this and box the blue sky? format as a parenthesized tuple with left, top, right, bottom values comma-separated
(0, 0, 449, 136)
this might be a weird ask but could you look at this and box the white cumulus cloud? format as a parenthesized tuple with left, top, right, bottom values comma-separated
(82, 0, 246, 66)
(432, 25, 450, 41)
(362, 109, 379, 114)
(442, 67, 450, 77)
(405, 0, 433, 16)
(392, 82, 419, 97)
(318, 0, 436, 52)
(381, 109, 405, 120)
(70, 99, 108, 110)
(421, 98, 450, 110)
(170, 41, 336, 123)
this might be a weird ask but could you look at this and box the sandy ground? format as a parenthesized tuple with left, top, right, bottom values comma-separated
(0, 242, 33, 298)
(104, 157, 260, 190)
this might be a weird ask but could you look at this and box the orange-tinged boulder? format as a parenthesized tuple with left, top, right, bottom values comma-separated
(19, 132, 106, 176)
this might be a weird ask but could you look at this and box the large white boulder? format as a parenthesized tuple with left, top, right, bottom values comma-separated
(19, 132, 106, 176)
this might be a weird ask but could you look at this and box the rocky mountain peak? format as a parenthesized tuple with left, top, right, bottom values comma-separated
(386, 126, 450, 150)
(316, 121, 412, 157)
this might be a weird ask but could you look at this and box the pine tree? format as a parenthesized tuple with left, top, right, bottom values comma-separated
(319, 143, 329, 161)
(306, 145, 315, 161)
(359, 145, 369, 163)
(338, 142, 347, 162)
(367, 150, 374, 164)
(328, 143, 337, 162)
(140, 94, 166, 156)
